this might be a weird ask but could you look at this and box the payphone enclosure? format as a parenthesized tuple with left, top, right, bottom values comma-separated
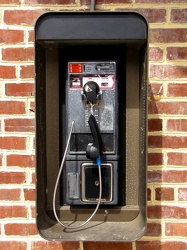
(35, 12, 148, 241)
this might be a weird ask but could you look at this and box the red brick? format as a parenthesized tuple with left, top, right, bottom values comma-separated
(150, 28, 187, 43)
(145, 222, 161, 236)
(5, 223, 37, 236)
(0, 137, 26, 150)
(83, 242, 132, 250)
(0, 30, 24, 44)
(155, 187, 174, 201)
(2, 48, 34, 61)
(5, 83, 34, 97)
(148, 205, 186, 219)
(0, 189, 21, 201)
(148, 119, 162, 131)
(149, 101, 187, 115)
(5, 118, 35, 132)
(0, 206, 27, 219)
(166, 223, 187, 236)
(150, 65, 187, 79)
(170, 9, 187, 23)
(138, 9, 166, 23)
(136, 241, 187, 250)
(0, 66, 16, 79)
(31, 241, 80, 250)
(149, 47, 163, 61)
(20, 65, 34, 79)
(0, 242, 27, 250)
(25, 0, 75, 4)
(147, 188, 151, 201)
(0, 154, 2, 166)
(32, 172, 36, 184)
(28, 30, 34, 43)
(167, 48, 187, 60)
(178, 188, 187, 201)
(29, 101, 35, 112)
(167, 152, 187, 166)
(4, 10, 44, 26)
(116, 8, 166, 23)
(167, 83, 187, 97)
(30, 205, 36, 218)
(148, 170, 187, 183)
(163, 170, 187, 183)
(148, 135, 187, 149)
(148, 170, 162, 183)
(148, 153, 163, 165)
(0, 101, 25, 115)
(7, 154, 35, 168)
(23, 188, 35, 201)
(0, 172, 26, 184)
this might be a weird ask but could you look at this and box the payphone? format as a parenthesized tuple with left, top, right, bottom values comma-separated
(35, 11, 148, 241)
(63, 61, 118, 206)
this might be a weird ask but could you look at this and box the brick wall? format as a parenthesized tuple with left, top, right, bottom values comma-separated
(0, 0, 186, 249)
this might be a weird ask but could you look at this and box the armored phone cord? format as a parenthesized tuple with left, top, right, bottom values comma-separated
(52, 120, 102, 229)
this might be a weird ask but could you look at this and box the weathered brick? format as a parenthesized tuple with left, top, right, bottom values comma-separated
(148, 152, 163, 165)
(136, 0, 186, 2)
(2, 48, 34, 61)
(170, 9, 187, 23)
(0, 154, 2, 167)
(5, 83, 34, 97)
(5, 118, 35, 132)
(166, 223, 187, 236)
(31, 241, 80, 250)
(145, 222, 161, 236)
(0, 172, 26, 184)
(148, 135, 187, 149)
(0, 30, 24, 44)
(149, 47, 163, 61)
(0, 242, 27, 250)
(167, 83, 187, 97)
(28, 30, 34, 43)
(136, 241, 187, 250)
(7, 154, 35, 168)
(148, 205, 186, 219)
(30, 205, 36, 218)
(148, 119, 162, 131)
(0, 101, 25, 115)
(148, 170, 162, 183)
(150, 28, 187, 43)
(0, 137, 26, 150)
(0, 206, 27, 219)
(167, 152, 187, 166)
(4, 223, 37, 236)
(25, 0, 76, 4)
(149, 101, 187, 115)
(116, 8, 166, 23)
(178, 188, 187, 201)
(20, 65, 34, 79)
(4, 10, 44, 26)
(150, 65, 187, 79)
(147, 188, 151, 201)
(23, 188, 35, 201)
(83, 242, 132, 250)
(167, 47, 187, 60)
(0, 66, 16, 79)
(148, 170, 187, 183)
(31, 172, 36, 184)
(0, 189, 21, 201)
(155, 187, 174, 201)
